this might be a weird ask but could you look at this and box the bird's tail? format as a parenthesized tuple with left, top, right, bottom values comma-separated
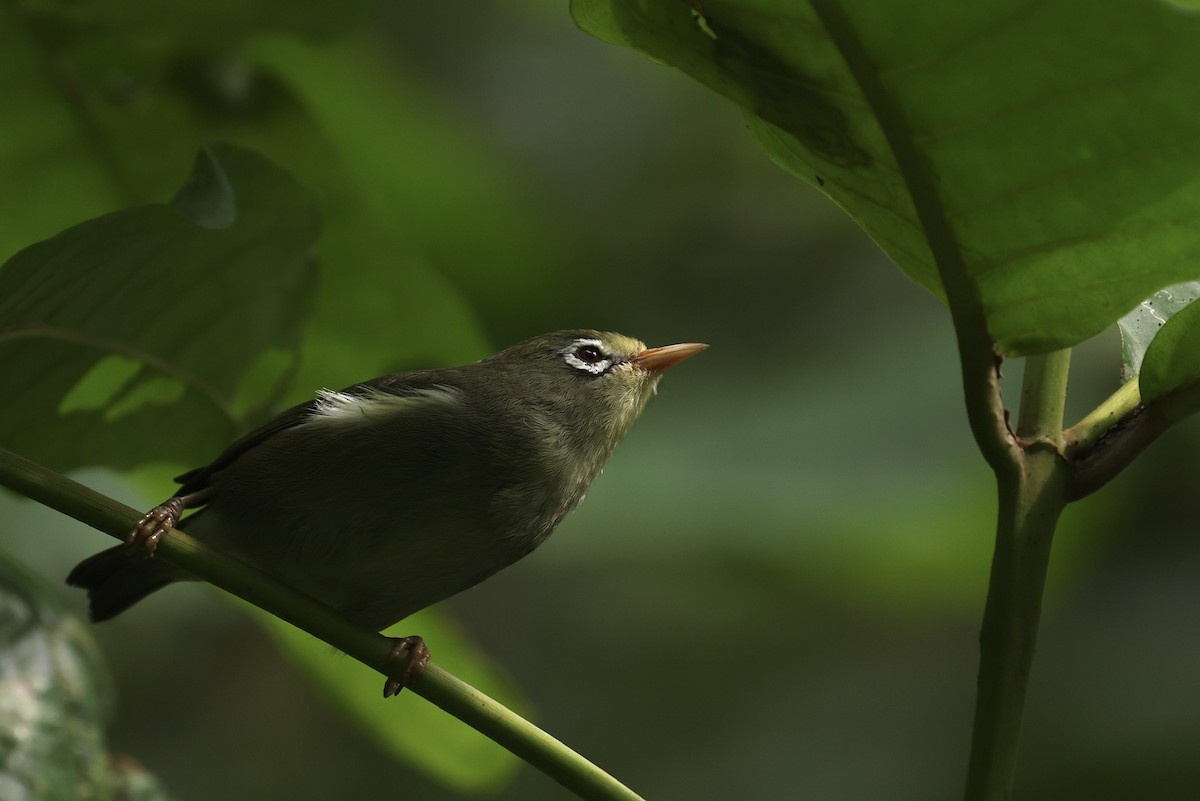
(67, 546, 179, 622)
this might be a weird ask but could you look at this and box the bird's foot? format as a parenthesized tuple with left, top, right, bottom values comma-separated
(127, 498, 185, 556)
(382, 635, 430, 698)
(127, 488, 214, 556)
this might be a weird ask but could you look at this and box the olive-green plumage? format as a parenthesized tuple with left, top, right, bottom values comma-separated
(68, 330, 705, 631)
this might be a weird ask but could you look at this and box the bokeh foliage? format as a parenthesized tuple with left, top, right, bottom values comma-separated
(4, 1, 1200, 800)
(2, 0, 536, 790)
(0, 551, 172, 801)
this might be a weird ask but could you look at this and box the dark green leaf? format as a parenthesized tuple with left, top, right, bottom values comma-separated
(0, 143, 320, 472)
(573, 0, 1200, 355)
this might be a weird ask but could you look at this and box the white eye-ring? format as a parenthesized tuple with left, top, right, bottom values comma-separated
(563, 338, 613, 375)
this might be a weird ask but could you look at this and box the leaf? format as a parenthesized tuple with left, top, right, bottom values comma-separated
(256, 608, 521, 791)
(0, 549, 174, 801)
(1117, 281, 1200, 381)
(0, 143, 320, 472)
(1138, 289, 1200, 421)
(573, 0, 1200, 355)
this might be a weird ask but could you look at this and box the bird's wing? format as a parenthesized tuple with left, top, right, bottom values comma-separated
(174, 371, 453, 495)
(173, 396, 320, 494)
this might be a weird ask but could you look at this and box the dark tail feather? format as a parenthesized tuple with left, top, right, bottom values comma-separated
(67, 546, 178, 622)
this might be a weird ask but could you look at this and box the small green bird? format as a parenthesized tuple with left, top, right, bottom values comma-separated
(68, 330, 705, 694)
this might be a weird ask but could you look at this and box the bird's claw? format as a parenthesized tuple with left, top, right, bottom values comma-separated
(382, 635, 430, 697)
(127, 497, 185, 556)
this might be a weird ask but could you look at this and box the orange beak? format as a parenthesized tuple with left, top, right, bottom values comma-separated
(632, 342, 709, 373)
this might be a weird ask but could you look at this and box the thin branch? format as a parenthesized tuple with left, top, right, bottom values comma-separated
(1062, 379, 1141, 455)
(1066, 402, 1171, 500)
(0, 446, 644, 801)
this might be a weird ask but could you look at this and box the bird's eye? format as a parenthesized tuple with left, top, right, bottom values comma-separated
(575, 344, 605, 364)
(563, 339, 613, 375)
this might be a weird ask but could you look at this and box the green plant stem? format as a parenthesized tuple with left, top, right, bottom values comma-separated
(1016, 351, 1072, 445)
(812, 7, 1066, 795)
(964, 351, 1071, 801)
(1063, 379, 1140, 453)
(0, 446, 644, 801)
(1066, 402, 1170, 500)
(1062, 377, 1179, 499)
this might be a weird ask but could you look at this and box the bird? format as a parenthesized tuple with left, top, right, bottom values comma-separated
(68, 330, 706, 694)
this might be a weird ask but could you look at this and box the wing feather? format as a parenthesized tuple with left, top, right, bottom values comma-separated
(175, 371, 460, 495)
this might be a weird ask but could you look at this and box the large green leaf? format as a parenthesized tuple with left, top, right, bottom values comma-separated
(0, 143, 319, 472)
(573, 0, 1200, 356)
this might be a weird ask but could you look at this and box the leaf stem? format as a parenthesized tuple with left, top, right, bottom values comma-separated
(1066, 401, 1170, 500)
(1063, 378, 1140, 453)
(0, 447, 644, 801)
(964, 352, 1071, 801)
(1016, 350, 1071, 446)
(809, 7, 1067, 794)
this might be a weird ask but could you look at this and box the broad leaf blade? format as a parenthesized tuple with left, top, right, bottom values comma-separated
(0, 143, 319, 472)
(574, 0, 1200, 355)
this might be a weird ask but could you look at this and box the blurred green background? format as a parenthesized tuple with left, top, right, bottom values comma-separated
(4, 2, 1200, 799)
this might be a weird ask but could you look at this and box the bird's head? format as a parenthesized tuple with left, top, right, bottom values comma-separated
(486, 329, 707, 454)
